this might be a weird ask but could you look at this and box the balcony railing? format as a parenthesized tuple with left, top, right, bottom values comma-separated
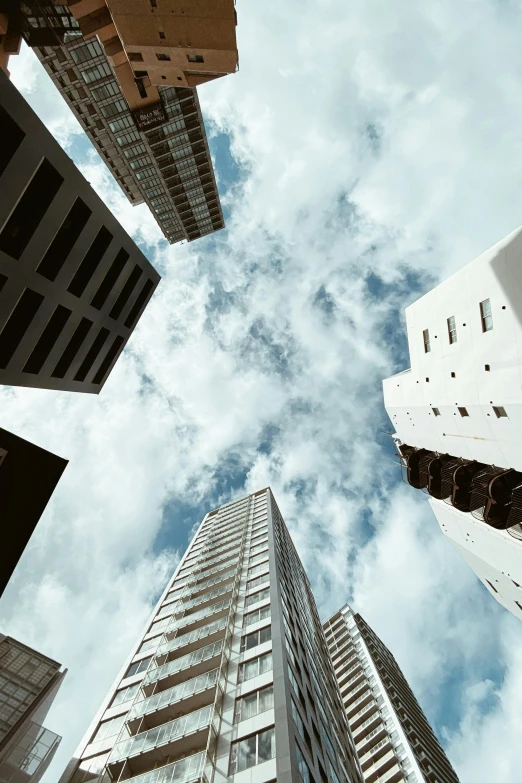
(122, 750, 205, 783)
(110, 705, 213, 764)
(128, 670, 218, 722)
(143, 640, 224, 688)
(161, 616, 228, 657)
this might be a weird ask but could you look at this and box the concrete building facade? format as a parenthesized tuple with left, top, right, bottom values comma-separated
(324, 607, 460, 783)
(0, 70, 160, 393)
(0, 427, 67, 598)
(383, 227, 522, 620)
(0, 635, 65, 783)
(58, 489, 363, 783)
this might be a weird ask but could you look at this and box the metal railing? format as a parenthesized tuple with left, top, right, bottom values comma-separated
(128, 669, 219, 722)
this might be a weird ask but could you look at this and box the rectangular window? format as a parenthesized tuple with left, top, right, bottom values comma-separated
(245, 588, 270, 608)
(296, 744, 311, 783)
(241, 625, 271, 652)
(100, 100, 128, 119)
(248, 562, 269, 578)
(244, 605, 270, 628)
(0, 105, 25, 177)
(235, 685, 274, 723)
(480, 299, 493, 332)
(23, 305, 72, 375)
(93, 335, 125, 385)
(37, 198, 92, 281)
(238, 652, 272, 683)
(0, 159, 63, 260)
(0, 289, 44, 369)
(229, 727, 275, 775)
(447, 315, 457, 344)
(458, 407, 469, 417)
(125, 655, 152, 678)
(156, 53, 171, 61)
(111, 682, 140, 707)
(423, 329, 430, 353)
(80, 61, 112, 84)
(92, 714, 126, 743)
(128, 52, 144, 62)
(187, 54, 204, 63)
(91, 248, 130, 310)
(432, 407, 441, 416)
(249, 553, 269, 567)
(90, 81, 120, 101)
(247, 574, 269, 592)
(493, 406, 508, 418)
(67, 226, 113, 298)
(70, 40, 103, 63)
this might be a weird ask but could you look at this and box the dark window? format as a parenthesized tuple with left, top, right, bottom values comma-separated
(432, 407, 441, 416)
(37, 198, 92, 281)
(91, 248, 130, 310)
(485, 364, 490, 371)
(458, 407, 469, 417)
(93, 335, 125, 385)
(128, 52, 144, 62)
(23, 305, 72, 374)
(229, 727, 275, 775)
(485, 579, 499, 594)
(0, 289, 44, 369)
(125, 656, 152, 678)
(493, 406, 508, 418)
(241, 625, 271, 652)
(124, 279, 154, 329)
(480, 298, 493, 332)
(134, 70, 148, 78)
(51, 317, 93, 378)
(0, 159, 63, 260)
(0, 106, 25, 177)
(159, 31, 165, 39)
(68, 226, 113, 297)
(74, 327, 110, 382)
(447, 315, 457, 344)
(156, 53, 171, 61)
(187, 54, 204, 63)
(0, 274, 7, 294)
(109, 264, 142, 320)
(423, 329, 430, 353)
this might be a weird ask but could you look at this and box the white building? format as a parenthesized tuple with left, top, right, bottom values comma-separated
(59, 489, 363, 783)
(324, 606, 459, 783)
(383, 227, 522, 620)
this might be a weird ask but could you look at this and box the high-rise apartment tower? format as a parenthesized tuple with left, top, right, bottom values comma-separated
(0, 634, 66, 782)
(324, 606, 459, 783)
(383, 227, 522, 620)
(0, 70, 160, 393)
(59, 489, 363, 783)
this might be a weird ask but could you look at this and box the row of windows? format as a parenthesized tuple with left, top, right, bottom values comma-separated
(423, 298, 495, 353)
(431, 404, 508, 418)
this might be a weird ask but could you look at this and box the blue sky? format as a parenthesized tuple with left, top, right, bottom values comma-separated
(2, 2, 522, 781)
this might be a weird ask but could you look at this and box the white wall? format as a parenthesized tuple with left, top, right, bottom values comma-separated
(383, 226, 522, 471)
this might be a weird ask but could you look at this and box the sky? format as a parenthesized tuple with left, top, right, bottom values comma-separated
(2, 0, 522, 781)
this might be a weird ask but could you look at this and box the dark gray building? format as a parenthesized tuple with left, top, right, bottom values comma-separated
(58, 489, 363, 783)
(324, 606, 460, 783)
(0, 427, 67, 598)
(0, 70, 160, 393)
(0, 634, 66, 783)
(32, 37, 225, 245)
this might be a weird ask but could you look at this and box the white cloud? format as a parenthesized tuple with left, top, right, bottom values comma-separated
(2, 1, 522, 781)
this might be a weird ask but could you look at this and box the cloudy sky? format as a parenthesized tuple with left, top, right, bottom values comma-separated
(2, 0, 522, 781)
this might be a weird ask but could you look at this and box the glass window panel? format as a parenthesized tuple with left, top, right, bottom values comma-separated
(257, 727, 276, 764)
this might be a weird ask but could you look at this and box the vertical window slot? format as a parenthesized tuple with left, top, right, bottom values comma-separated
(0, 288, 44, 369)
(109, 264, 142, 320)
(37, 198, 92, 281)
(74, 327, 110, 382)
(124, 279, 154, 328)
(51, 317, 93, 378)
(23, 305, 72, 374)
(91, 248, 130, 310)
(67, 226, 113, 297)
(0, 106, 26, 177)
(93, 335, 125, 385)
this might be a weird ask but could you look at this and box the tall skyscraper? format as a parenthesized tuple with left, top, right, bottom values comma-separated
(0, 427, 67, 598)
(324, 606, 460, 783)
(383, 227, 522, 620)
(0, 634, 66, 783)
(1, 0, 237, 244)
(59, 489, 363, 783)
(0, 70, 160, 393)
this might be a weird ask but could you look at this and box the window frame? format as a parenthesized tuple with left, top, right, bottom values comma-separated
(229, 726, 276, 775)
(447, 315, 457, 344)
(234, 684, 274, 723)
(423, 328, 430, 353)
(480, 298, 493, 332)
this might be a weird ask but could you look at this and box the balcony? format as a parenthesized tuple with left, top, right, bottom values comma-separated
(142, 640, 224, 696)
(440, 459, 487, 512)
(157, 616, 228, 665)
(470, 467, 522, 529)
(166, 599, 231, 637)
(127, 669, 219, 734)
(108, 705, 213, 778)
(112, 748, 205, 783)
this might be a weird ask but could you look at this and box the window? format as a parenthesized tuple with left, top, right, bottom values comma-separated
(187, 53, 204, 63)
(296, 744, 311, 783)
(485, 579, 498, 594)
(248, 562, 269, 578)
(246, 587, 270, 607)
(238, 652, 272, 683)
(247, 574, 270, 592)
(423, 329, 430, 353)
(447, 316, 457, 344)
(111, 682, 140, 707)
(0, 105, 25, 177)
(37, 198, 92, 281)
(493, 406, 508, 418)
(80, 62, 112, 84)
(458, 407, 469, 417)
(90, 81, 120, 101)
(156, 53, 171, 61)
(129, 52, 144, 61)
(125, 655, 152, 678)
(229, 727, 275, 774)
(68, 226, 113, 298)
(244, 605, 270, 628)
(249, 553, 269, 567)
(241, 625, 271, 652)
(138, 635, 161, 654)
(70, 40, 103, 63)
(292, 700, 311, 752)
(326, 758, 340, 783)
(92, 714, 126, 743)
(235, 685, 274, 723)
(432, 407, 441, 416)
(480, 298, 493, 331)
